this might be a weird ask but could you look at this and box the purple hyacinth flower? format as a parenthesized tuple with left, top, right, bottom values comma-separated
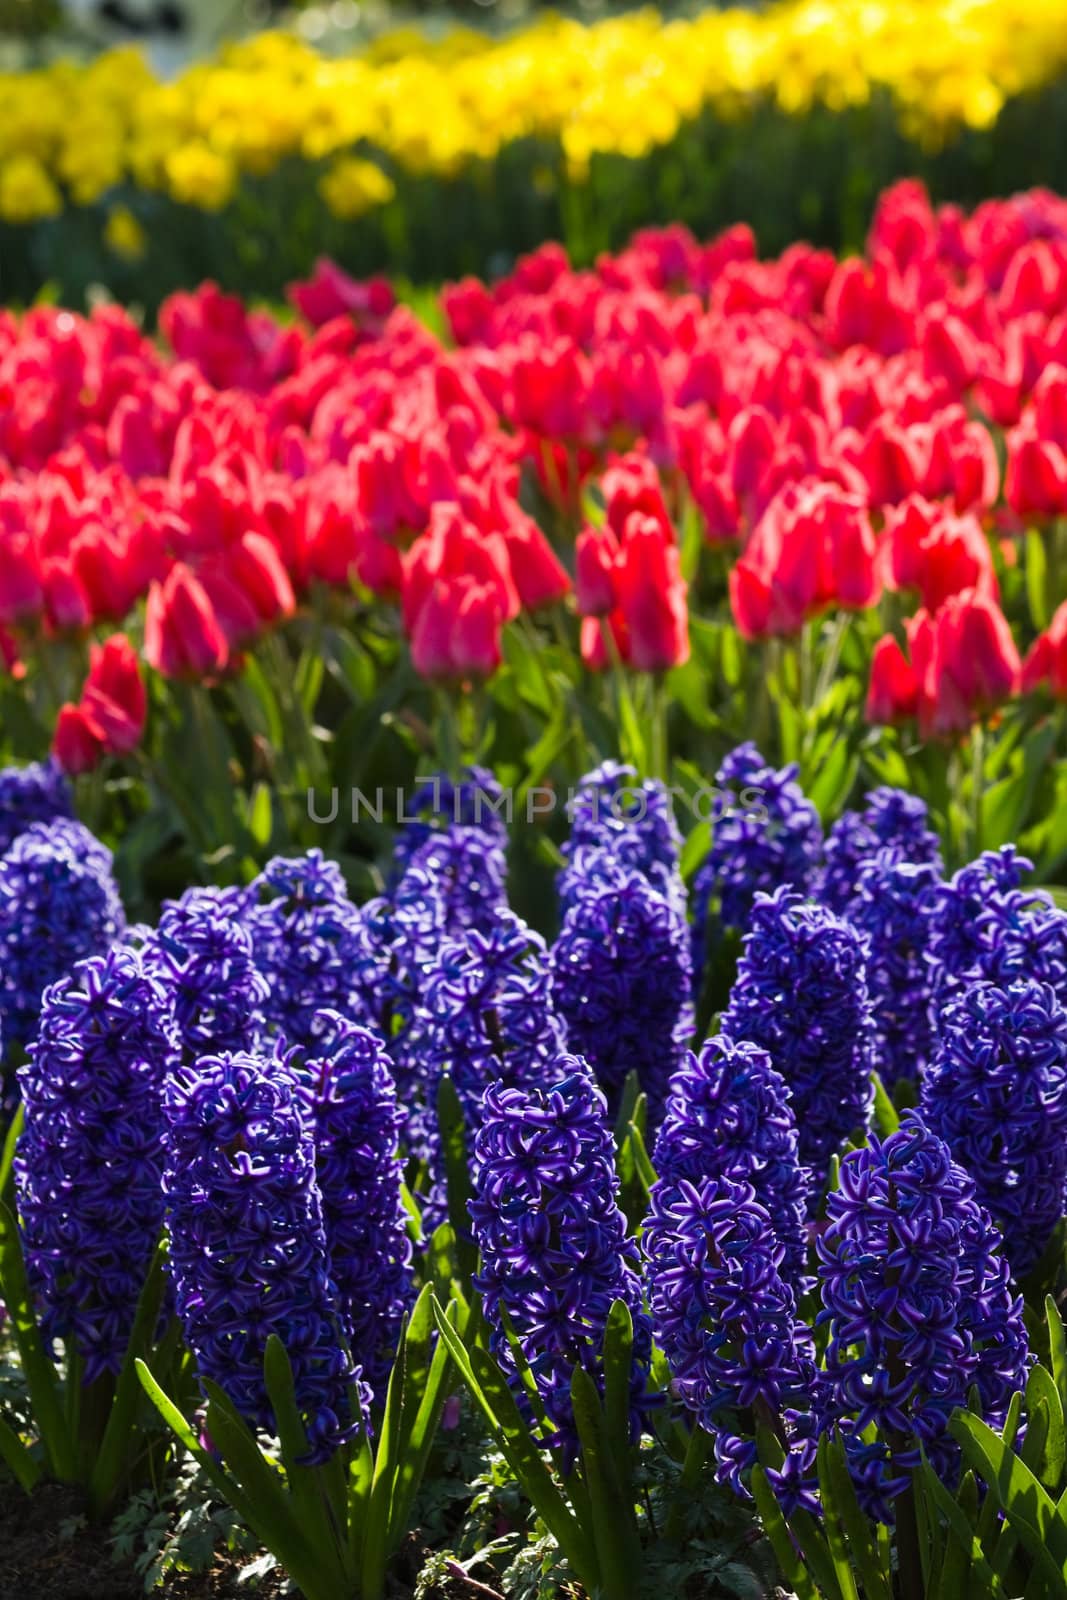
(551, 853, 692, 1119)
(818, 788, 941, 915)
(929, 847, 1067, 1002)
(721, 886, 875, 1174)
(15, 946, 178, 1380)
(162, 1050, 365, 1463)
(245, 850, 363, 1049)
(285, 1010, 415, 1401)
(921, 978, 1067, 1276)
(0, 819, 124, 1068)
(845, 853, 942, 1088)
(144, 887, 268, 1061)
(0, 758, 73, 858)
(469, 1067, 653, 1470)
(653, 1035, 809, 1282)
(817, 1115, 1029, 1522)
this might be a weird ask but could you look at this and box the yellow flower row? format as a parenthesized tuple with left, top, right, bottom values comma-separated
(1, 0, 1065, 226)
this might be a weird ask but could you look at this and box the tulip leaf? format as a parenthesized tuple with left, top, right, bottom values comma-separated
(1027, 531, 1050, 632)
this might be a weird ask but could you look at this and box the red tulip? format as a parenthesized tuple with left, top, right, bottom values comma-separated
(0, 534, 43, 625)
(409, 577, 503, 682)
(81, 634, 146, 754)
(501, 518, 570, 611)
(866, 635, 919, 724)
(1023, 599, 1067, 698)
(287, 259, 395, 331)
(730, 484, 878, 641)
(614, 516, 689, 672)
(575, 524, 620, 616)
(41, 558, 91, 632)
(880, 496, 997, 612)
(144, 564, 229, 680)
(1005, 433, 1067, 519)
(53, 703, 104, 775)
(402, 504, 518, 638)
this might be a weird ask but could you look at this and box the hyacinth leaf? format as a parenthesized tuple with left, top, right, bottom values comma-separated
(261, 1335, 345, 1566)
(87, 1239, 169, 1516)
(0, 1197, 75, 1482)
(930, 1468, 978, 1599)
(1026, 1362, 1065, 1490)
(134, 1361, 258, 1533)
(917, 1457, 1008, 1599)
(949, 1411, 1067, 1588)
(200, 1379, 341, 1600)
(870, 1073, 900, 1139)
(570, 1364, 642, 1600)
(813, 1446, 859, 1600)
(1047, 1297, 1067, 1422)
(816, 1435, 892, 1600)
(0, 1103, 24, 1198)
(498, 1305, 554, 1439)
(381, 1292, 457, 1564)
(749, 1465, 819, 1600)
(429, 1296, 597, 1589)
(435, 1077, 478, 1280)
(612, 1073, 643, 1144)
(601, 1300, 636, 1470)
(0, 1410, 41, 1494)
(362, 1313, 409, 1600)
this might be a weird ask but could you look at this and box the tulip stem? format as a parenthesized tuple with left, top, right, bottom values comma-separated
(969, 719, 986, 858)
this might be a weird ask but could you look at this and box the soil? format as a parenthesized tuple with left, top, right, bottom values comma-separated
(0, 1487, 496, 1600)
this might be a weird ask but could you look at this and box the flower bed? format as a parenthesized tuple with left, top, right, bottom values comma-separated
(0, 748, 1065, 1598)
(1, 180, 1067, 908)
(7, 1, 1067, 303)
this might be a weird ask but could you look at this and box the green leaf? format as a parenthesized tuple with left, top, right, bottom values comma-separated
(1026, 1363, 1065, 1490)
(430, 1298, 597, 1590)
(0, 1198, 73, 1481)
(380, 1293, 456, 1567)
(870, 1073, 900, 1139)
(818, 1435, 892, 1600)
(1048, 1297, 1067, 1422)
(601, 1301, 636, 1470)
(435, 1078, 477, 1280)
(949, 1409, 1067, 1589)
(0, 1104, 24, 1199)
(262, 1336, 342, 1561)
(750, 1465, 819, 1600)
(0, 1411, 41, 1494)
(570, 1365, 641, 1599)
(814, 1437, 860, 1600)
(918, 1458, 1007, 1599)
(87, 1240, 168, 1516)
(1027, 531, 1050, 633)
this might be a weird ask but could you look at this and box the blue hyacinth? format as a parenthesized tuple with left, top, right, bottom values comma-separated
(162, 1050, 364, 1463)
(845, 854, 942, 1088)
(0, 758, 73, 858)
(721, 887, 874, 1173)
(560, 760, 685, 916)
(652, 1035, 809, 1281)
(817, 1116, 1029, 1522)
(286, 1010, 415, 1401)
(643, 1170, 818, 1508)
(15, 946, 179, 1380)
(144, 887, 268, 1061)
(690, 744, 822, 986)
(929, 848, 1067, 1002)
(818, 788, 941, 914)
(390, 767, 509, 884)
(551, 855, 692, 1118)
(0, 819, 125, 1069)
(921, 979, 1067, 1276)
(245, 851, 363, 1049)
(419, 910, 566, 1128)
(469, 1068, 653, 1469)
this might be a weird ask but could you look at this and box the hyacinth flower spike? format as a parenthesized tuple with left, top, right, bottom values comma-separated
(137, 1048, 459, 1600)
(0, 947, 178, 1513)
(434, 1067, 655, 1600)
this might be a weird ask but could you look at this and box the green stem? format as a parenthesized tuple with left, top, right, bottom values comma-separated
(665, 1425, 712, 1541)
(970, 719, 986, 860)
(649, 673, 668, 780)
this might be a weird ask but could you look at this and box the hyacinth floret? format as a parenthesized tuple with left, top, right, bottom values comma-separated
(245, 850, 364, 1048)
(285, 1010, 415, 1400)
(469, 1067, 653, 1468)
(817, 1115, 1029, 1522)
(162, 1049, 364, 1462)
(721, 886, 874, 1172)
(846, 853, 942, 1088)
(818, 787, 941, 914)
(15, 946, 179, 1380)
(653, 1035, 809, 1281)
(551, 854, 692, 1118)
(0, 818, 125, 1063)
(0, 758, 74, 858)
(144, 886, 269, 1060)
(559, 760, 685, 914)
(929, 847, 1067, 1002)
(643, 1170, 817, 1506)
(690, 743, 822, 982)
(399, 824, 508, 942)
(390, 766, 509, 883)
(921, 978, 1067, 1276)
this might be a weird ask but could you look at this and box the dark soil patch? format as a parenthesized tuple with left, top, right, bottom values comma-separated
(0, 1486, 499, 1600)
